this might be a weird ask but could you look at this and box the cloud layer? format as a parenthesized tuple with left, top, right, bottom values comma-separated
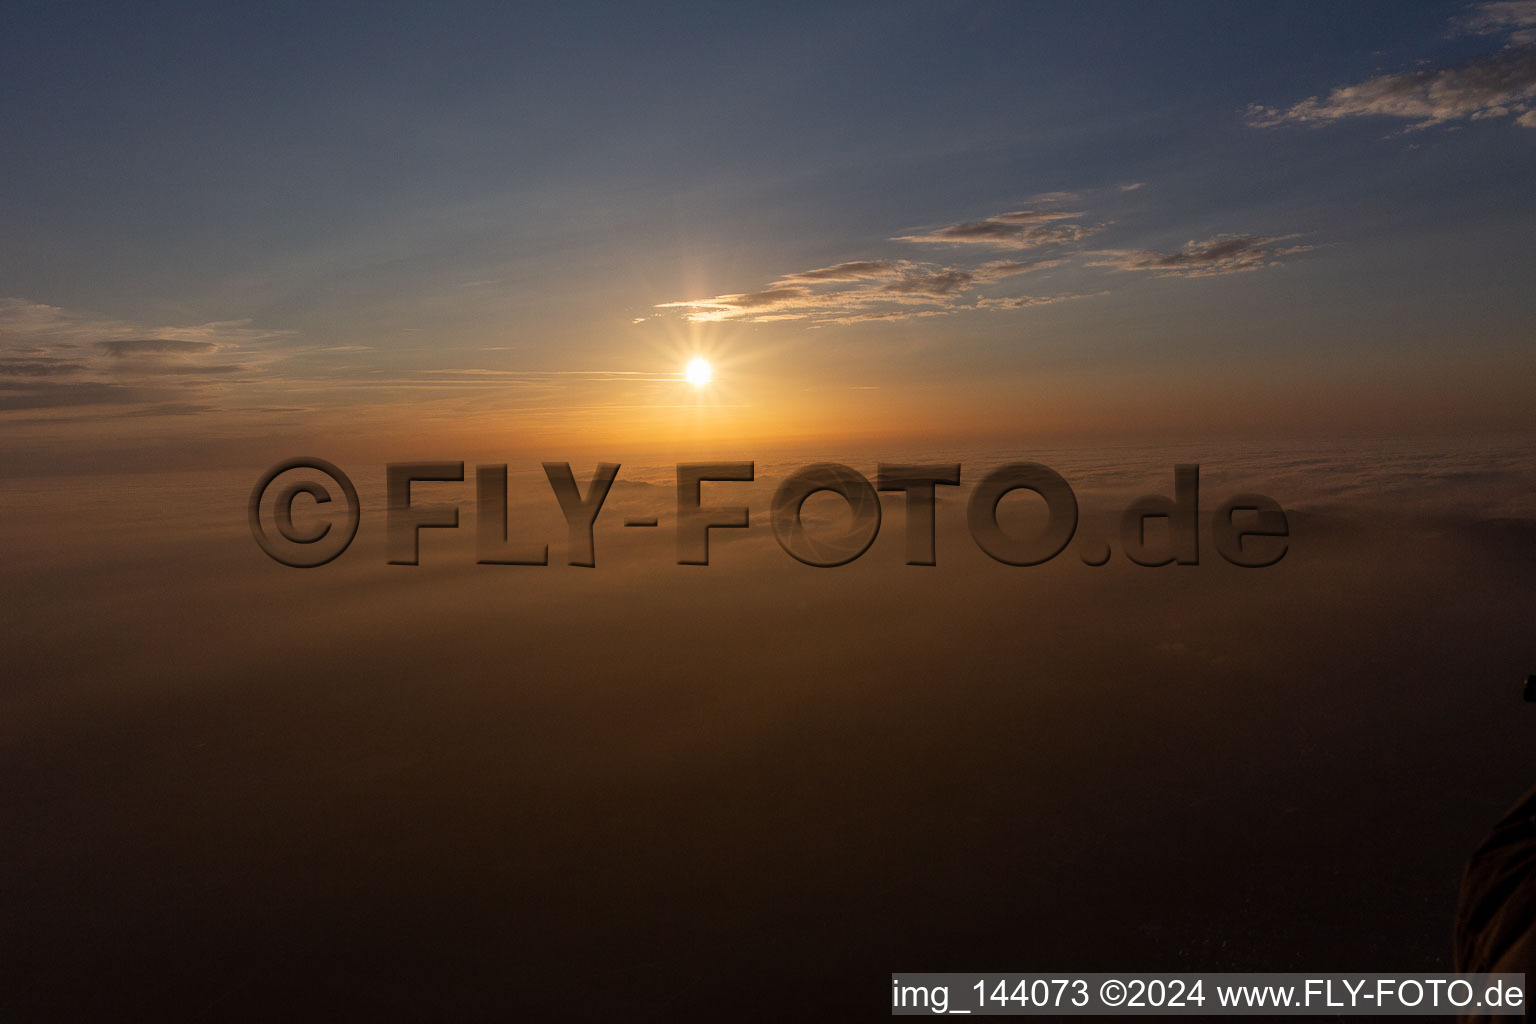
(1087, 236, 1313, 278)
(655, 253, 1078, 324)
(655, 194, 1307, 325)
(892, 209, 1101, 250)
(1248, 4, 1536, 131)
(0, 298, 290, 413)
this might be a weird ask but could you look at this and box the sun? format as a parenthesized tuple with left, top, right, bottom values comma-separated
(685, 357, 712, 386)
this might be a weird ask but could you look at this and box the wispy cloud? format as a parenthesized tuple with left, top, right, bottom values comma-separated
(0, 299, 286, 352)
(1087, 235, 1312, 277)
(815, 309, 954, 326)
(0, 356, 87, 377)
(777, 260, 905, 283)
(0, 298, 290, 411)
(975, 292, 1105, 309)
(655, 191, 1306, 325)
(893, 209, 1101, 250)
(1456, 1, 1536, 44)
(1248, 5, 1536, 132)
(975, 258, 1069, 280)
(98, 339, 217, 358)
(656, 255, 1075, 324)
(0, 380, 181, 413)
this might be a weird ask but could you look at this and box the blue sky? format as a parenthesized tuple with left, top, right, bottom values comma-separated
(1, 1, 1533, 447)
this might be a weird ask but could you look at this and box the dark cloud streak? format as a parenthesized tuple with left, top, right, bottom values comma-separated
(1088, 235, 1311, 277)
(98, 339, 220, 358)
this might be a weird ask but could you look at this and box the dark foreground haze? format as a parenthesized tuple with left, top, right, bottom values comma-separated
(3, 438, 1534, 1018)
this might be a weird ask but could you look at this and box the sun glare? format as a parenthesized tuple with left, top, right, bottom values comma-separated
(685, 358, 712, 386)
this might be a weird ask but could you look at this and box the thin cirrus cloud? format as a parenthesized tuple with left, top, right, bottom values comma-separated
(98, 338, 218, 358)
(655, 193, 1308, 324)
(891, 209, 1102, 250)
(0, 296, 723, 417)
(96, 339, 245, 376)
(0, 356, 88, 377)
(655, 195, 1106, 325)
(0, 298, 288, 412)
(1087, 235, 1313, 278)
(975, 293, 1105, 310)
(1247, 3, 1536, 131)
(1458, 0, 1536, 44)
(654, 254, 1074, 325)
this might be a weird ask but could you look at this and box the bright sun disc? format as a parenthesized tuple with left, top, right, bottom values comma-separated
(685, 358, 712, 386)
